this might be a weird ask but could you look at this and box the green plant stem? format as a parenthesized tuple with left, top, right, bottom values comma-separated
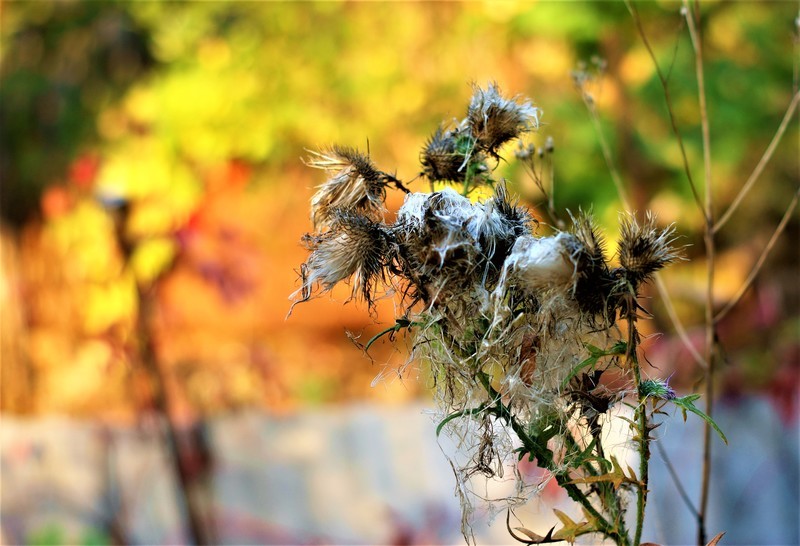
(563, 428, 629, 541)
(632, 372, 650, 546)
(623, 293, 649, 546)
(476, 373, 628, 545)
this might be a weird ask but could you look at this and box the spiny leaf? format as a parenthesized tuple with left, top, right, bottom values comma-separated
(567, 456, 642, 490)
(506, 511, 557, 544)
(513, 526, 556, 543)
(671, 395, 728, 445)
(551, 509, 592, 542)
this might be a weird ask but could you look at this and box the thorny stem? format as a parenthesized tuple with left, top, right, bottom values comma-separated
(624, 293, 649, 546)
(563, 426, 629, 540)
(475, 373, 628, 545)
(683, 3, 716, 544)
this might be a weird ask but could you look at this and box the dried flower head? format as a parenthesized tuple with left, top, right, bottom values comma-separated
(391, 186, 529, 305)
(466, 83, 539, 157)
(420, 126, 470, 183)
(392, 188, 486, 303)
(618, 212, 681, 286)
(569, 211, 615, 319)
(295, 209, 389, 307)
(306, 146, 389, 230)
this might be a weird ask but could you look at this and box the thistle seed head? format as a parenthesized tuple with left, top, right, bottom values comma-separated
(466, 83, 539, 157)
(296, 209, 389, 306)
(568, 211, 615, 319)
(420, 126, 469, 182)
(618, 211, 681, 286)
(306, 146, 389, 230)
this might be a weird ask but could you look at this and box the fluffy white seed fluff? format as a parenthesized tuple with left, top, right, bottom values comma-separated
(504, 233, 577, 292)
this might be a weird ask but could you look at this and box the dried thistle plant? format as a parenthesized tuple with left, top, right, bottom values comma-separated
(291, 84, 724, 546)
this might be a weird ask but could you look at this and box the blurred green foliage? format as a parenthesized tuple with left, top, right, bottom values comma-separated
(2, 1, 795, 232)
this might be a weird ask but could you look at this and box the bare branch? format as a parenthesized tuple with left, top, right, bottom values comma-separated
(655, 439, 700, 519)
(714, 91, 800, 233)
(625, 0, 706, 219)
(714, 186, 800, 324)
(654, 274, 707, 369)
(683, 2, 716, 544)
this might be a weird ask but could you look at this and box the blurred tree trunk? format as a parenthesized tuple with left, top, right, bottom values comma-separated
(0, 223, 34, 413)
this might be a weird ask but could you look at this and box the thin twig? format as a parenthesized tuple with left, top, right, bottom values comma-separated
(583, 97, 633, 212)
(714, 186, 800, 324)
(683, 3, 716, 545)
(654, 274, 707, 369)
(715, 91, 800, 233)
(625, 0, 706, 220)
(654, 439, 699, 518)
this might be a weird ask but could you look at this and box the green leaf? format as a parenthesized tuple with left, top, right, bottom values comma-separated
(436, 404, 488, 436)
(561, 354, 600, 389)
(567, 437, 598, 468)
(364, 318, 419, 352)
(671, 395, 728, 445)
(561, 342, 627, 388)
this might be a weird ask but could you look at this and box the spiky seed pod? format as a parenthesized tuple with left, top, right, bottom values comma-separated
(488, 183, 533, 239)
(306, 146, 389, 230)
(618, 212, 681, 286)
(479, 183, 533, 273)
(568, 211, 615, 320)
(296, 209, 389, 306)
(420, 126, 467, 182)
(466, 83, 540, 157)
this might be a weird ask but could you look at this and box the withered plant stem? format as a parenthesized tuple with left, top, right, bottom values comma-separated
(654, 440, 699, 518)
(576, 59, 706, 371)
(683, 2, 716, 543)
(714, 91, 800, 233)
(625, 0, 705, 218)
(714, 186, 800, 324)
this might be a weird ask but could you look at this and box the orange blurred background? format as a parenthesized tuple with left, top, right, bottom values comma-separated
(1, 2, 797, 544)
